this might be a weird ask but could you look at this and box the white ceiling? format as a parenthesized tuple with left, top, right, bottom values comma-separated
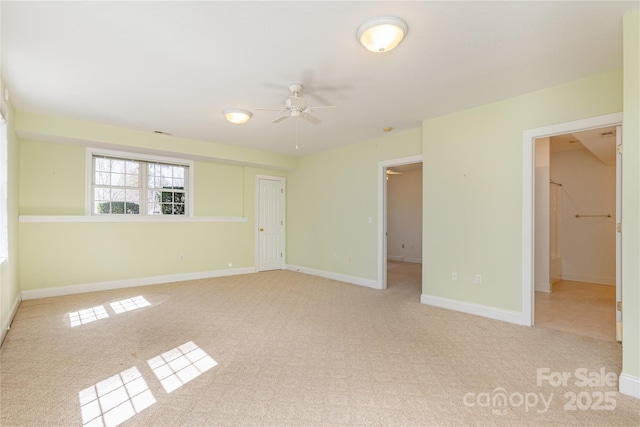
(2, 1, 637, 157)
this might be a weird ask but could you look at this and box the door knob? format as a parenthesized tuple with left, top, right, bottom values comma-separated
(259, 228, 264, 232)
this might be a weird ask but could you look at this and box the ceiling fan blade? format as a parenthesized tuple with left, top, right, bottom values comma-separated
(307, 105, 337, 110)
(272, 115, 290, 123)
(302, 113, 321, 124)
(254, 107, 285, 111)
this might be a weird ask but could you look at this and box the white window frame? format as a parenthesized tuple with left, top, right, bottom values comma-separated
(86, 148, 194, 217)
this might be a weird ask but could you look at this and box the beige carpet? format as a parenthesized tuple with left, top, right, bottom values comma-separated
(1, 262, 638, 426)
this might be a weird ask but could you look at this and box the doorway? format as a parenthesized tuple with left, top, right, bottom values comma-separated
(521, 113, 622, 338)
(378, 155, 423, 289)
(534, 128, 618, 341)
(256, 175, 285, 272)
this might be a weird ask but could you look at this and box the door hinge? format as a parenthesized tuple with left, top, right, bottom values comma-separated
(617, 223, 622, 233)
(617, 145, 622, 155)
(617, 301, 622, 311)
(280, 252, 283, 258)
(281, 188, 284, 194)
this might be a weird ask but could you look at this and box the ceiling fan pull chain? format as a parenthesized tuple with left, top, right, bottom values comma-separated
(295, 117, 299, 150)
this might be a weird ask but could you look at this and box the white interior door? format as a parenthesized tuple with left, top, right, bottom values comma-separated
(257, 176, 285, 271)
(615, 125, 622, 342)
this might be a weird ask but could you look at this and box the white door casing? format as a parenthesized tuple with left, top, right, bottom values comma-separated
(256, 176, 285, 271)
(616, 125, 622, 342)
(521, 112, 623, 326)
(378, 155, 423, 289)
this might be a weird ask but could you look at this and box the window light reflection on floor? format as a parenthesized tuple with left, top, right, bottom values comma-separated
(69, 305, 109, 327)
(110, 296, 151, 314)
(79, 366, 156, 427)
(147, 341, 218, 394)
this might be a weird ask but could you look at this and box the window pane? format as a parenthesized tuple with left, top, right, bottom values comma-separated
(111, 159, 125, 173)
(173, 167, 184, 179)
(125, 189, 139, 203)
(95, 172, 111, 186)
(95, 158, 111, 172)
(125, 161, 139, 174)
(112, 189, 125, 201)
(94, 187, 110, 201)
(111, 173, 124, 187)
(126, 174, 139, 187)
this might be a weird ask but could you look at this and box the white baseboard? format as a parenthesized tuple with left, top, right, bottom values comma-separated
(21, 267, 256, 300)
(1, 293, 22, 346)
(421, 294, 526, 326)
(562, 274, 615, 286)
(286, 264, 381, 289)
(619, 373, 640, 399)
(535, 282, 552, 293)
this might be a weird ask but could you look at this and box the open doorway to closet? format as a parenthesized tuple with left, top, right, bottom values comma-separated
(533, 126, 620, 341)
(379, 157, 423, 292)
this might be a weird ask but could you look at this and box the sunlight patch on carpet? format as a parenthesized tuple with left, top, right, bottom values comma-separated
(79, 366, 156, 427)
(147, 341, 217, 394)
(110, 296, 151, 314)
(68, 305, 109, 327)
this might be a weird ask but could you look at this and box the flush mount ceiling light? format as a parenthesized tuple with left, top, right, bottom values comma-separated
(223, 109, 252, 124)
(357, 16, 408, 53)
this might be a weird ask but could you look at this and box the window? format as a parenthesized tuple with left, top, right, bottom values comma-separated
(0, 112, 7, 259)
(89, 150, 192, 216)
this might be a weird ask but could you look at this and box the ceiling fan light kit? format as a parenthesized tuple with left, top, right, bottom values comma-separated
(357, 16, 408, 53)
(223, 109, 252, 124)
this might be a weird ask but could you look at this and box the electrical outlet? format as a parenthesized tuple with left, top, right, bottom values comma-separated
(452, 272, 457, 281)
(475, 274, 482, 285)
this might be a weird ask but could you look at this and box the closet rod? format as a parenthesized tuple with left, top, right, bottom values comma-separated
(549, 180, 562, 186)
(575, 214, 611, 218)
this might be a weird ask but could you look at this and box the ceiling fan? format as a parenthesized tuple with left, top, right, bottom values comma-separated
(254, 83, 336, 125)
(255, 83, 336, 150)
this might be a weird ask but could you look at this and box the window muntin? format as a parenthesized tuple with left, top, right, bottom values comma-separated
(91, 153, 189, 216)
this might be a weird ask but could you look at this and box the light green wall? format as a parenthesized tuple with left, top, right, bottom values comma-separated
(19, 221, 254, 290)
(422, 68, 623, 312)
(287, 127, 422, 280)
(622, 9, 639, 380)
(16, 111, 298, 171)
(195, 162, 244, 217)
(17, 138, 287, 290)
(20, 140, 85, 215)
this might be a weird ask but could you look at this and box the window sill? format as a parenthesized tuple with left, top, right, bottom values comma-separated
(19, 215, 248, 223)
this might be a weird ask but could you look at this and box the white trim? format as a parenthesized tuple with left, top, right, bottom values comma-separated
(85, 147, 195, 217)
(378, 155, 423, 290)
(522, 113, 623, 326)
(1, 293, 22, 347)
(619, 373, 640, 399)
(286, 264, 381, 290)
(20, 267, 255, 300)
(19, 215, 247, 223)
(421, 294, 526, 326)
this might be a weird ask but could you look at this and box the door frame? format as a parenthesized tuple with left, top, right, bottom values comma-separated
(255, 175, 286, 272)
(378, 155, 423, 289)
(521, 112, 622, 326)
